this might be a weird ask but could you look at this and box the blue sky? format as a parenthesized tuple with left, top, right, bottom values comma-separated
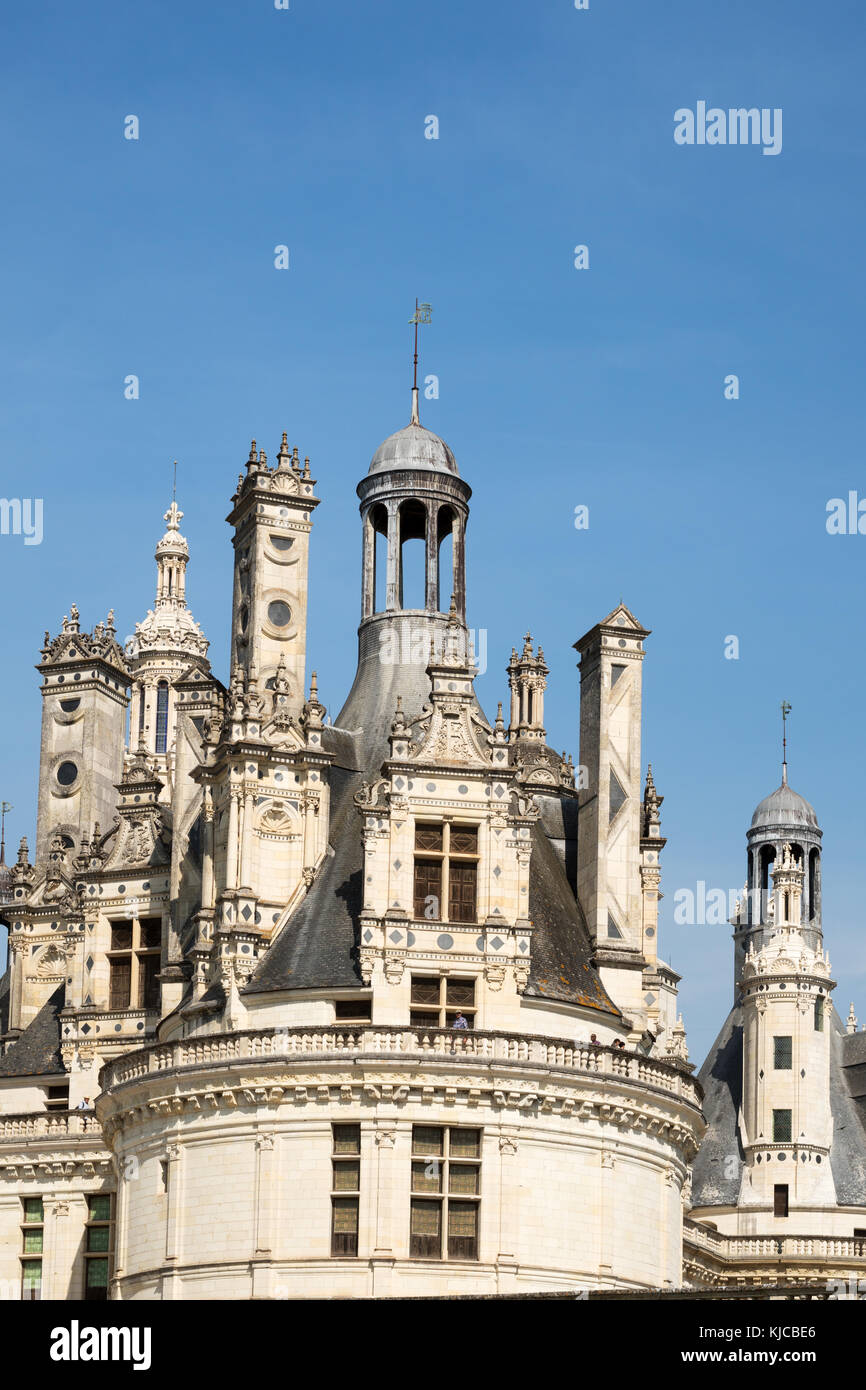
(0, 0, 864, 1062)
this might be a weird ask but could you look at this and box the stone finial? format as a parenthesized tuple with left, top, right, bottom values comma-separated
(246, 440, 258, 474)
(16, 836, 29, 867)
(391, 695, 407, 736)
(848, 1002, 859, 1035)
(303, 457, 311, 479)
(276, 432, 291, 470)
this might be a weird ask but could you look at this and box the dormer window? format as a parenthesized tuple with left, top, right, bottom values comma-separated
(413, 823, 478, 924)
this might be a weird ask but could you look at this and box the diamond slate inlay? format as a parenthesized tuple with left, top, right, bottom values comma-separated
(363, 930, 374, 943)
(389, 930, 403, 944)
(490, 936, 504, 951)
(241, 906, 252, 921)
(518, 940, 528, 953)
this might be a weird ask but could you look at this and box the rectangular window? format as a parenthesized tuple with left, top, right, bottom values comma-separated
(108, 956, 131, 1010)
(84, 1194, 113, 1301)
(410, 1126, 481, 1262)
(773, 1109, 792, 1143)
(334, 999, 372, 1022)
(410, 976, 477, 1031)
(331, 1124, 360, 1257)
(773, 1036, 792, 1070)
(774, 1184, 789, 1217)
(413, 822, 479, 925)
(45, 1084, 70, 1112)
(137, 952, 160, 1010)
(814, 996, 824, 1032)
(108, 917, 161, 1012)
(21, 1197, 44, 1300)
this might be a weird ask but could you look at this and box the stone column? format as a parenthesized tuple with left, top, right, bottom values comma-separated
(239, 792, 254, 889)
(385, 503, 400, 611)
(225, 791, 240, 891)
(424, 503, 438, 611)
(361, 510, 376, 619)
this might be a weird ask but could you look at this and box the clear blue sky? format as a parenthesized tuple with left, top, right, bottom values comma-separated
(1, 0, 864, 1063)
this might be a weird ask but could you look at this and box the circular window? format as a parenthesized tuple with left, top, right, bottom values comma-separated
(57, 761, 78, 786)
(267, 600, 292, 627)
(270, 534, 294, 551)
(59, 698, 80, 713)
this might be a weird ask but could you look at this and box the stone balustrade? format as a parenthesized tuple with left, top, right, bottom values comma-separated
(683, 1216, 866, 1263)
(99, 1026, 702, 1106)
(0, 1110, 104, 1141)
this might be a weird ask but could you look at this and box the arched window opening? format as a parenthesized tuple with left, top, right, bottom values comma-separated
(783, 891, 790, 921)
(747, 850, 755, 924)
(399, 500, 427, 610)
(809, 848, 820, 921)
(372, 505, 388, 613)
(138, 687, 145, 734)
(155, 681, 169, 754)
(437, 507, 455, 613)
(760, 845, 775, 922)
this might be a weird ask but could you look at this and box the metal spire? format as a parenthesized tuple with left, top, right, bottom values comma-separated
(0, 802, 11, 867)
(780, 700, 792, 786)
(408, 299, 432, 424)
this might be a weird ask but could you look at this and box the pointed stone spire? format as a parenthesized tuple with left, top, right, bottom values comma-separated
(276, 431, 291, 471)
(848, 1002, 859, 1035)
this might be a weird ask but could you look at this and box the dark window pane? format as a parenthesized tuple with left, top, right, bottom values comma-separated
(110, 925, 132, 952)
(410, 977, 441, 1006)
(331, 1199, 359, 1256)
(774, 1184, 789, 1217)
(412, 1126, 444, 1157)
(270, 534, 294, 551)
(332, 1161, 360, 1192)
(773, 1109, 792, 1143)
(139, 919, 162, 950)
(773, 1036, 792, 1070)
(410, 1199, 441, 1258)
(85, 1258, 109, 1290)
(335, 999, 371, 1021)
(410, 1010, 440, 1029)
(814, 996, 824, 1031)
(449, 1129, 481, 1159)
(21, 1261, 42, 1298)
(449, 1164, 480, 1196)
(448, 862, 477, 923)
(57, 760, 78, 786)
(87, 1226, 110, 1253)
(23, 1198, 44, 1223)
(450, 827, 478, 855)
(446, 978, 475, 1008)
(137, 953, 160, 1010)
(59, 698, 80, 712)
(109, 957, 131, 1010)
(412, 1160, 442, 1194)
(332, 1124, 360, 1155)
(415, 824, 443, 853)
(414, 861, 442, 919)
(23, 1230, 43, 1254)
(447, 1201, 478, 1260)
(88, 1195, 112, 1222)
(155, 682, 169, 754)
(267, 600, 292, 628)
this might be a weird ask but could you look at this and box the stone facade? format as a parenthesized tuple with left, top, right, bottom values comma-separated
(0, 384, 861, 1299)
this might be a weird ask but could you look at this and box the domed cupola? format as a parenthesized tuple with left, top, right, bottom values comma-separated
(750, 780, 818, 832)
(357, 384, 472, 626)
(736, 745, 824, 987)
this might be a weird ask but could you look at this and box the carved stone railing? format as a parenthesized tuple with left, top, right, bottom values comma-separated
(99, 1027, 702, 1107)
(0, 1110, 104, 1141)
(683, 1217, 866, 1263)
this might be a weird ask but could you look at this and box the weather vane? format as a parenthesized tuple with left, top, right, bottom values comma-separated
(409, 299, 433, 392)
(781, 700, 792, 778)
(0, 801, 11, 866)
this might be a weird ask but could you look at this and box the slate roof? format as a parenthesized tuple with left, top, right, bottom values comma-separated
(0, 984, 65, 1078)
(691, 1001, 866, 1209)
